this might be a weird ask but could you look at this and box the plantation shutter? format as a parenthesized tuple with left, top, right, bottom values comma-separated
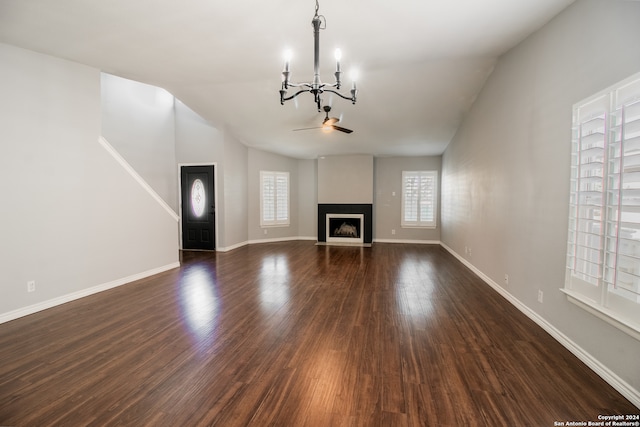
(401, 171, 437, 228)
(260, 171, 290, 227)
(605, 78, 640, 318)
(565, 73, 640, 329)
(275, 173, 289, 223)
(262, 173, 275, 223)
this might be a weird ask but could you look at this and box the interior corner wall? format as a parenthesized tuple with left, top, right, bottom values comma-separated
(101, 73, 178, 212)
(374, 156, 441, 242)
(222, 131, 249, 249)
(0, 43, 179, 320)
(174, 99, 227, 249)
(175, 100, 225, 164)
(247, 148, 300, 242)
(441, 0, 640, 399)
(298, 159, 318, 239)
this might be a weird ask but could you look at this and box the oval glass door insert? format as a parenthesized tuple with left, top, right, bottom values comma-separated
(191, 179, 206, 217)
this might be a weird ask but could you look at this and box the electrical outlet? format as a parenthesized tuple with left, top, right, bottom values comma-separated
(391, 229, 396, 235)
(27, 280, 35, 292)
(504, 274, 509, 285)
(264, 229, 268, 235)
(538, 290, 544, 303)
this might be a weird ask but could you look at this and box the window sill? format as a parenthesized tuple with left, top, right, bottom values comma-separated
(560, 288, 640, 342)
(400, 225, 437, 229)
(260, 224, 290, 228)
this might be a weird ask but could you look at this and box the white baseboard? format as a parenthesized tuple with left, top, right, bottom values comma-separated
(217, 236, 317, 252)
(374, 238, 441, 245)
(0, 262, 180, 325)
(247, 236, 316, 245)
(439, 242, 640, 409)
(216, 240, 249, 252)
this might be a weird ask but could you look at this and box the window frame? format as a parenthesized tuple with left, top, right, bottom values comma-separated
(260, 170, 290, 227)
(401, 170, 438, 229)
(564, 72, 640, 341)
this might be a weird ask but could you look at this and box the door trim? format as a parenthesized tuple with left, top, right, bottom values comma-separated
(178, 162, 219, 250)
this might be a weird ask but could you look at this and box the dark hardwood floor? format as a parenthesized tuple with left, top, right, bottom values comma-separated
(0, 242, 637, 426)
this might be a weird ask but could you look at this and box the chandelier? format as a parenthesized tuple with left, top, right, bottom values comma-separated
(279, 0, 357, 112)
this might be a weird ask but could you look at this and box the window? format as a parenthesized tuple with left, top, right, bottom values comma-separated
(260, 171, 289, 227)
(401, 170, 438, 228)
(564, 72, 640, 338)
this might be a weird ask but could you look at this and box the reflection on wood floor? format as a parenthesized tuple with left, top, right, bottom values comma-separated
(0, 242, 636, 425)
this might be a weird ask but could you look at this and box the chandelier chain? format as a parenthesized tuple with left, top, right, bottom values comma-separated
(314, 0, 326, 30)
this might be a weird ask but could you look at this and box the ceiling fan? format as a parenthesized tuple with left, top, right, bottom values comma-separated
(293, 105, 354, 134)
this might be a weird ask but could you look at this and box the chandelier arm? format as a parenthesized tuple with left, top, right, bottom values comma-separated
(285, 82, 314, 89)
(280, 89, 312, 104)
(279, 0, 356, 108)
(323, 89, 356, 103)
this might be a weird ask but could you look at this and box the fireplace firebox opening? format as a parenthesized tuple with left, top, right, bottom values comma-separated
(326, 213, 364, 244)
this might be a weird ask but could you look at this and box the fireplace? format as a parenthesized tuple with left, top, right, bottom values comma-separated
(326, 214, 364, 244)
(317, 204, 372, 245)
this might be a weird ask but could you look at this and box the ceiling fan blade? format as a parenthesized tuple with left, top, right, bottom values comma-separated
(292, 126, 322, 131)
(332, 125, 353, 134)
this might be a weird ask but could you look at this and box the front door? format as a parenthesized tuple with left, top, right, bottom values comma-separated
(181, 165, 215, 250)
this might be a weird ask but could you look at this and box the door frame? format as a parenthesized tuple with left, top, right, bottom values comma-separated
(178, 162, 219, 250)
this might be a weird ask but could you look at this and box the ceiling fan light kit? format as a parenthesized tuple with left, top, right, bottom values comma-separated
(280, 0, 358, 112)
(292, 105, 353, 134)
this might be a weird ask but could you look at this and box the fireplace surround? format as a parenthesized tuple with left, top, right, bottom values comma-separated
(326, 213, 364, 244)
(318, 204, 372, 244)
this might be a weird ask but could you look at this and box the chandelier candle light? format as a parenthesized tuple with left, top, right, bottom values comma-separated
(280, 0, 358, 111)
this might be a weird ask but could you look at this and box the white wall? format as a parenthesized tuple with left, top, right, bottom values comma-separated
(247, 148, 301, 242)
(175, 99, 224, 250)
(298, 159, 318, 239)
(441, 0, 640, 402)
(222, 131, 249, 250)
(318, 155, 374, 204)
(374, 156, 441, 242)
(175, 99, 225, 164)
(0, 44, 179, 320)
(101, 74, 178, 211)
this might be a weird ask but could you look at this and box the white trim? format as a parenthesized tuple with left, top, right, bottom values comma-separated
(178, 163, 219, 251)
(216, 237, 317, 252)
(0, 262, 180, 325)
(248, 236, 309, 245)
(216, 240, 249, 252)
(260, 171, 290, 227)
(565, 72, 640, 341)
(374, 238, 440, 245)
(440, 242, 640, 410)
(326, 213, 364, 244)
(99, 136, 179, 221)
(561, 289, 640, 342)
(401, 170, 438, 228)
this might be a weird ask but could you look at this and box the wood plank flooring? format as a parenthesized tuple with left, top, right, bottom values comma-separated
(0, 242, 637, 426)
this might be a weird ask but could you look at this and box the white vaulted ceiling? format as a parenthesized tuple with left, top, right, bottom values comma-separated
(0, 0, 574, 159)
